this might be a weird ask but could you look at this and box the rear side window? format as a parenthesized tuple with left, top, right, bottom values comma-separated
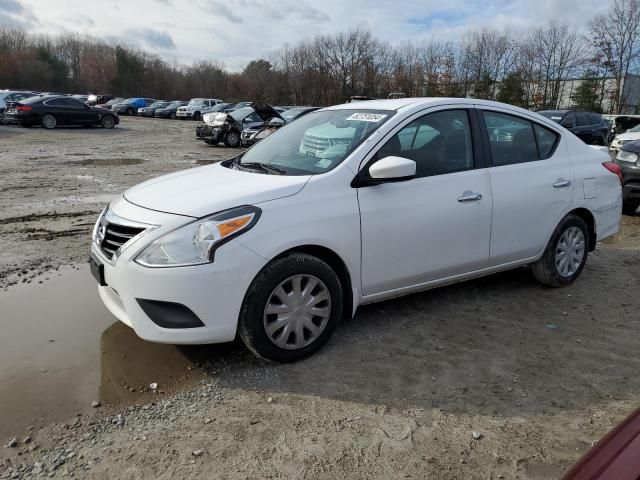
(483, 111, 538, 166)
(533, 124, 559, 159)
(576, 114, 590, 127)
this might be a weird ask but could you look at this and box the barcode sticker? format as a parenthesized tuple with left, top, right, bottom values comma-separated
(346, 113, 387, 123)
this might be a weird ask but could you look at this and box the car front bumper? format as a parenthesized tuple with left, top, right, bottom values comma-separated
(195, 124, 222, 141)
(91, 196, 267, 344)
(176, 111, 193, 118)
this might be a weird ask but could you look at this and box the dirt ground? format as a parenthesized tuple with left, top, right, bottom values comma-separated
(1, 117, 639, 479)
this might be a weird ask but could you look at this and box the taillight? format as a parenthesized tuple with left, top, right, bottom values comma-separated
(602, 161, 623, 184)
(16, 105, 32, 112)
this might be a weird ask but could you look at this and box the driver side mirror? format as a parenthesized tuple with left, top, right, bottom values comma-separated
(561, 118, 575, 129)
(368, 156, 416, 182)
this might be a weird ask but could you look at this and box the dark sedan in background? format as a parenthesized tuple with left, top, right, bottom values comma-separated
(614, 140, 640, 215)
(4, 95, 119, 129)
(538, 110, 609, 145)
(153, 101, 188, 119)
(137, 100, 174, 117)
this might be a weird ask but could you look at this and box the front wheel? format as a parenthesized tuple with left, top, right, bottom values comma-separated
(532, 214, 589, 287)
(170, 112, 176, 120)
(126, 108, 134, 116)
(238, 253, 343, 363)
(223, 130, 241, 148)
(101, 115, 116, 129)
(41, 114, 57, 129)
(193, 112, 201, 121)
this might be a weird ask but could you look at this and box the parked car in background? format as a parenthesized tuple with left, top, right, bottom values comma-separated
(176, 98, 223, 120)
(87, 94, 115, 106)
(4, 95, 119, 129)
(609, 122, 640, 152)
(101, 97, 124, 109)
(112, 98, 156, 115)
(153, 101, 188, 119)
(0, 90, 38, 116)
(614, 140, 640, 215)
(241, 106, 320, 147)
(538, 110, 609, 145)
(138, 100, 171, 117)
(196, 102, 283, 147)
(90, 98, 621, 362)
(604, 114, 640, 144)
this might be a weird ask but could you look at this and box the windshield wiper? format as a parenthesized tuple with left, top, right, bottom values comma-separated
(237, 162, 286, 175)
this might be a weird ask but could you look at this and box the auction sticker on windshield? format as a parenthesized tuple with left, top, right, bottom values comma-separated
(346, 113, 387, 122)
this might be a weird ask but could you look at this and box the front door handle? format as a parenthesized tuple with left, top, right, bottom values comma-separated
(457, 192, 483, 202)
(553, 179, 571, 188)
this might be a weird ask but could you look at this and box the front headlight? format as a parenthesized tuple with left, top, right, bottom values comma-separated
(616, 149, 639, 164)
(92, 207, 108, 243)
(135, 206, 260, 267)
(254, 129, 273, 140)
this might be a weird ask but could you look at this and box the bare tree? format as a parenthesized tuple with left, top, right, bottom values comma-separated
(590, 0, 640, 113)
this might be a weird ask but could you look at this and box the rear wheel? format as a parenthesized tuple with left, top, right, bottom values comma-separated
(238, 253, 343, 363)
(193, 112, 201, 121)
(532, 214, 589, 287)
(101, 115, 116, 129)
(622, 199, 640, 215)
(224, 129, 241, 148)
(41, 114, 57, 129)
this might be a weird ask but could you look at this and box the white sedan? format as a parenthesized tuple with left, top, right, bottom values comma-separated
(610, 124, 640, 152)
(90, 98, 622, 362)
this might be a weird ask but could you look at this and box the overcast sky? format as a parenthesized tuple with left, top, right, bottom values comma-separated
(2, 0, 611, 71)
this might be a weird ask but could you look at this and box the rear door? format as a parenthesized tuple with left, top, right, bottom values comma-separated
(358, 106, 493, 295)
(478, 107, 574, 265)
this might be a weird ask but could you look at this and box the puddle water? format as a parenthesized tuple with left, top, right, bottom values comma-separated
(62, 158, 146, 167)
(0, 266, 209, 447)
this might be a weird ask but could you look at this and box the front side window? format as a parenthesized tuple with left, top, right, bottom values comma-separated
(483, 111, 539, 166)
(374, 109, 473, 178)
(235, 109, 394, 175)
(576, 113, 590, 127)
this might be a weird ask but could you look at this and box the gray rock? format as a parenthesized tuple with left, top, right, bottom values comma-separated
(7, 437, 18, 448)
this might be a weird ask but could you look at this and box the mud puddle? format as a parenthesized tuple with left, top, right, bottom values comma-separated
(61, 158, 146, 167)
(0, 266, 209, 448)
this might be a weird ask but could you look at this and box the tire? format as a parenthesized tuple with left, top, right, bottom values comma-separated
(170, 112, 176, 120)
(622, 199, 640, 215)
(41, 114, 57, 129)
(532, 214, 589, 287)
(193, 112, 201, 121)
(223, 129, 241, 148)
(101, 115, 116, 129)
(126, 108, 134, 116)
(238, 253, 344, 363)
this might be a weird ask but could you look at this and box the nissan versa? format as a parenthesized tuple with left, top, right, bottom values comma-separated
(90, 98, 622, 362)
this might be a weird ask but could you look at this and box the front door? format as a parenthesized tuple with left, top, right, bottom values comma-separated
(358, 108, 493, 296)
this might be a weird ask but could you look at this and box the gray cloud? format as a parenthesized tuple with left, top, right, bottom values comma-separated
(125, 28, 176, 49)
(205, 1, 243, 23)
(0, 0, 26, 14)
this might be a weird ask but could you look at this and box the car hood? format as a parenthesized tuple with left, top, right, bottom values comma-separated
(252, 102, 284, 122)
(123, 162, 311, 217)
(616, 132, 640, 141)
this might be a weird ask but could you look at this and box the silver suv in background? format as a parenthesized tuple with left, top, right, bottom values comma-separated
(176, 98, 223, 121)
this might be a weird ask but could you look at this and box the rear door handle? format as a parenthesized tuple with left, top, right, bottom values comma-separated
(457, 192, 483, 202)
(553, 179, 571, 188)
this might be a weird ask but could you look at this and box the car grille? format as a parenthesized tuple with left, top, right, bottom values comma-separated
(302, 134, 331, 153)
(97, 218, 146, 261)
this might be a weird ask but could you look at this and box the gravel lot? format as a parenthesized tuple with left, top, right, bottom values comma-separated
(1, 117, 639, 479)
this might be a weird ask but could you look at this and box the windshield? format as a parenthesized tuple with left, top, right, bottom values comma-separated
(209, 103, 230, 112)
(122, 98, 136, 104)
(188, 99, 204, 106)
(236, 109, 394, 175)
(627, 124, 640, 133)
(150, 101, 169, 108)
(230, 107, 254, 121)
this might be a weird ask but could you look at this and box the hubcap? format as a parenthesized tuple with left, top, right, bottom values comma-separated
(263, 274, 331, 350)
(43, 115, 56, 128)
(103, 117, 114, 128)
(555, 226, 585, 277)
(228, 133, 239, 145)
